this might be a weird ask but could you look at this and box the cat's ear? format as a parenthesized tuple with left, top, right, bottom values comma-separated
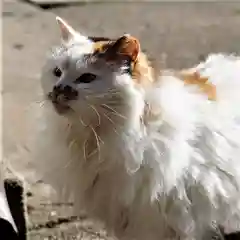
(56, 16, 89, 43)
(106, 34, 140, 62)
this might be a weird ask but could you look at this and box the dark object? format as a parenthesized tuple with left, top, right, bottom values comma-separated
(0, 218, 19, 240)
(74, 73, 96, 84)
(4, 179, 27, 240)
(13, 43, 24, 50)
(210, 227, 240, 240)
(224, 231, 240, 240)
(52, 84, 78, 101)
(53, 67, 62, 77)
(88, 36, 113, 42)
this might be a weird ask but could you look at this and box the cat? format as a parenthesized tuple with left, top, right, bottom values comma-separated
(32, 16, 240, 240)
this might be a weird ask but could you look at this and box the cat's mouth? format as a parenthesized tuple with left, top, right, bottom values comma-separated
(52, 102, 71, 114)
(47, 92, 71, 114)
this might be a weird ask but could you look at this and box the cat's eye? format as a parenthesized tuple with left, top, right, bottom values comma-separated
(74, 73, 97, 84)
(53, 67, 62, 77)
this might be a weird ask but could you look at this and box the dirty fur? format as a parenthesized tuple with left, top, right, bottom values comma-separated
(31, 17, 240, 240)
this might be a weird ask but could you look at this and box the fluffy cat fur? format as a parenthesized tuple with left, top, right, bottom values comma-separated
(32, 17, 240, 240)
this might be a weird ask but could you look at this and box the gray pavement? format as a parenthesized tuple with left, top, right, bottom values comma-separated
(52, 2, 240, 68)
(3, 0, 240, 238)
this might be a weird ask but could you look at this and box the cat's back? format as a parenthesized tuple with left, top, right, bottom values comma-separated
(183, 53, 240, 103)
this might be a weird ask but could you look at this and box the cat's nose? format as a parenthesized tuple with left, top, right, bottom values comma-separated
(52, 84, 78, 101)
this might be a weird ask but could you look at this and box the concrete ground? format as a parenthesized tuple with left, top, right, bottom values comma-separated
(2, 0, 240, 239)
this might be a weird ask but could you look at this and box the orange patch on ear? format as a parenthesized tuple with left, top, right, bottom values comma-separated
(115, 35, 140, 62)
(91, 35, 154, 86)
(179, 71, 216, 100)
(104, 34, 140, 62)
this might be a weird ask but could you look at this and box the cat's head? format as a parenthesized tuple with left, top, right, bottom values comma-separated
(41, 17, 153, 128)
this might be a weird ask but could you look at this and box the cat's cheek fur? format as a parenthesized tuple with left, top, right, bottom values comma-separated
(40, 59, 59, 97)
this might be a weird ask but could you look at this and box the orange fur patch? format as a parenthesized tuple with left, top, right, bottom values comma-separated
(92, 37, 215, 99)
(179, 71, 216, 100)
(93, 39, 154, 86)
(131, 52, 155, 86)
(113, 35, 140, 62)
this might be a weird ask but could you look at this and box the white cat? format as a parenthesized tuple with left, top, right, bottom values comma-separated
(33, 16, 240, 240)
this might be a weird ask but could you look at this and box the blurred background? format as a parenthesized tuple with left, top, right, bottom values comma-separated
(3, 0, 240, 239)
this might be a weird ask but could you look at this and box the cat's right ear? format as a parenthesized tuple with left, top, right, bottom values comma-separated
(105, 34, 140, 62)
(56, 16, 89, 44)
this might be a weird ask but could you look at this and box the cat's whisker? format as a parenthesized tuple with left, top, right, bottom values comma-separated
(108, 112, 127, 120)
(101, 104, 127, 120)
(83, 139, 88, 162)
(104, 101, 122, 106)
(103, 113, 120, 136)
(25, 99, 51, 113)
(64, 140, 76, 168)
(89, 126, 102, 162)
(39, 100, 48, 108)
(78, 116, 88, 127)
(32, 98, 47, 107)
(84, 88, 121, 95)
(86, 91, 121, 99)
(35, 99, 45, 104)
(88, 104, 101, 127)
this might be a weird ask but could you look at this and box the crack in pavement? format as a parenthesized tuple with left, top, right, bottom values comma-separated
(28, 216, 80, 231)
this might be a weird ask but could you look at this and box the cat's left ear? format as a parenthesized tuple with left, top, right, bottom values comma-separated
(106, 34, 140, 62)
(56, 16, 89, 44)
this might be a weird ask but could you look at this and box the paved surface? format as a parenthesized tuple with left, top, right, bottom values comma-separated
(3, 0, 240, 238)
(52, 2, 240, 69)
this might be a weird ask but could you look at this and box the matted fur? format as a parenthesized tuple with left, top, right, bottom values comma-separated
(31, 17, 240, 240)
